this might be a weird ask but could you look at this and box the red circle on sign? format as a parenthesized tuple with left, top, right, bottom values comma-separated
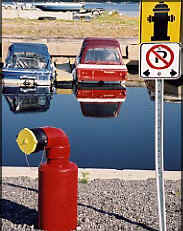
(146, 44, 174, 70)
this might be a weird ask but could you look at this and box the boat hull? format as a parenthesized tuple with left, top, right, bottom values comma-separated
(2, 69, 53, 86)
(36, 3, 84, 12)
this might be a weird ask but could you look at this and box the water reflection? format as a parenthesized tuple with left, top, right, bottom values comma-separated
(2, 86, 53, 113)
(74, 84, 127, 118)
(145, 80, 183, 103)
(2, 81, 181, 169)
(2, 83, 128, 117)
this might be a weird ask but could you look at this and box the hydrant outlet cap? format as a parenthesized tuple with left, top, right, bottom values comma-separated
(16, 128, 38, 154)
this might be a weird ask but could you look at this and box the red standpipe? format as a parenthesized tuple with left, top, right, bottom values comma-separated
(38, 127, 78, 231)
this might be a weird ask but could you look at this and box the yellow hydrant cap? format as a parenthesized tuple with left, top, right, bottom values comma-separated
(16, 128, 38, 154)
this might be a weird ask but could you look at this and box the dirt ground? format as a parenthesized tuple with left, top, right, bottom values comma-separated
(2, 8, 138, 38)
(3, 19, 138, 38)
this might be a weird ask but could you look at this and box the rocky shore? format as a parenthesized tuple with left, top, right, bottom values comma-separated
(2, 176, 181, 231)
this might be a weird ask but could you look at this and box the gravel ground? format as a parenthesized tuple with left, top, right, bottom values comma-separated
(1, 177, 182, 231)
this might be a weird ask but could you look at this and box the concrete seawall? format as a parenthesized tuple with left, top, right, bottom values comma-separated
(2, 37, 139, 63)
(2, 167, 181, 181)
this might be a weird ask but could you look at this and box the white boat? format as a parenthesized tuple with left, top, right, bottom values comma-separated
(35, 1, 85, 12)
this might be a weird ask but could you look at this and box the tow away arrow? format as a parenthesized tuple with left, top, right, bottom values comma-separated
(143, 69, 150, 77)
(170, 69, 177, 76)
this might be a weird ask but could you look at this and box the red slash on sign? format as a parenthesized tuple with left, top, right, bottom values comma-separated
(146, 44, 174, 70)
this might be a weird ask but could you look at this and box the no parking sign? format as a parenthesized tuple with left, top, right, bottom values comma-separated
(139, 2, 182, 231)
(140, 43, 181, 79)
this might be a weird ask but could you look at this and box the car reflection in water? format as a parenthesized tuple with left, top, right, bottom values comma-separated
(145, 80, 183, 103)
(74, 84, 127, 118)
(3, 86, 53, 113)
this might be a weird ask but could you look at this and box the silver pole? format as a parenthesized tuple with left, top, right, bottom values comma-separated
(155, 79, 167, 231)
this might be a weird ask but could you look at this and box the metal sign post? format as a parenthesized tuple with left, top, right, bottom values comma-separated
(155, 79, 166, 231)
(140, 42, 181, 231)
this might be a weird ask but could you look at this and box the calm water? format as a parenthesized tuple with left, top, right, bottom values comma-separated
(2, 83, 181, 170)
(85, 2, 139, 17)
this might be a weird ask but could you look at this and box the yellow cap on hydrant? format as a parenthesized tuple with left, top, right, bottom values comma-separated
(16, 128, 38, 154)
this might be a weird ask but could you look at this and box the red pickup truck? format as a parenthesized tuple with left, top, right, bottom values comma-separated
(73, 37, 128, 84)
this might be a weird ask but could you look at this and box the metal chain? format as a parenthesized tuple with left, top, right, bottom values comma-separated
(23, 148, 46, 193)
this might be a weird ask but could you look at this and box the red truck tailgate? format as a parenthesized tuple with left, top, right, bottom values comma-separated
(76, 64, 127, 82)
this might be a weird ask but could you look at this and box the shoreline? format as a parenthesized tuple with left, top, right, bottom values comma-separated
(2, 37, 141, 83)
(2, 167, 181, 181)
(2, 37, 139, 71)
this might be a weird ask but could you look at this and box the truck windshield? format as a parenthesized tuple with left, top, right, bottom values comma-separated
(84, 48, 120, 64)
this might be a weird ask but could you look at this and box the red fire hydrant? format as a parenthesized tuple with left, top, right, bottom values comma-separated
(16, 126, 78, 231)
